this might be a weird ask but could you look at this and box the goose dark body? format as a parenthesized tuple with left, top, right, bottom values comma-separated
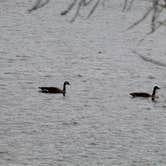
(130, 86, 160, 100)
(130, 92, 151, 97)
(39, 81, 70, 96)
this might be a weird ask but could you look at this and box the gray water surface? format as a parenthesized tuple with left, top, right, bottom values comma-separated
(1, 0, 166, 166)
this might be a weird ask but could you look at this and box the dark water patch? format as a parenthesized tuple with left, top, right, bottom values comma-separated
(44, 75, 52, 78)
(0, 83, 7, 86)
(81, 89, 89, 92)
(89, 97, 99, 100)
(80, 56, 89, 60)
(0, 51, 8, 55)
(82, 80, 87, 82)
(89, 142, 98, 146)
(79, 154, 89, 158)
(7, 58, 16, 63)
(130, 74, 141, 79)
(19, 58, 28, 61)
(0, 151, 13, 163)
(145, 107, 152, 110)
(21, 130, 38, 135)
(56, 158, 65, 162)
(62, 121, 79, 127)
(4, 72, 17, 75)
(162, 105, 166, 109)
(25, 81, 34, 84)
(16, 55, 30, 58)
(147, 75, 155, 79)
(0, 151, 9, 155)
(84, 104, 90, 107)
(76, 74, 83, 78)
(94, 67, 102, 71)
(72, 121, 79, 125)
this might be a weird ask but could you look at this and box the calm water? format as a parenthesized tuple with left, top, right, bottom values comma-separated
(1, 0, 166, 165)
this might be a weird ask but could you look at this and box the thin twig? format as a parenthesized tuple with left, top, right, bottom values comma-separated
(132, 50, 166, 68)
(28, 0, 50, 13)
(126, 0, 166, 33)
(61, 0, 100, 22)
(87, 0, 100, 18)
(123, 0, 135, 11)
(123, 0, 128, 11)
(127, 0, 135, 11)
(127, 7, 153, 30)
(151, 0, 158, 32)
(148, 7, 164, 34)
(70, 0, 83, 22)
(61, 0, 77, 16)
(82, 0, 94, 6)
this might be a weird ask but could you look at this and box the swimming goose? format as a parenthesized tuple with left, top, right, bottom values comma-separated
(130, 86, 160, 101)
(39, 81, 70, 96)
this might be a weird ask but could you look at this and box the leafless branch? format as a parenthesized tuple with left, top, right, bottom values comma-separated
(132, 50, 166, 68)
(123, 0, 128, 11)
(28, 0, 50, 13)
(126, 0, 166, 33)
(123, 0, 135, 11)
(61, 0, 77, 16)
(127, 7, 153, 30)
(87, 0, 100, 18)
(151, 0, 159, 32)
(82, 0, 94, 6)
(70, 0, 83, 22)
(61, 0, 100, 22)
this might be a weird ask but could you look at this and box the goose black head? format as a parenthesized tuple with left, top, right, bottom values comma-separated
(64, 81, 70, 85)
(154, 86, 160, 90)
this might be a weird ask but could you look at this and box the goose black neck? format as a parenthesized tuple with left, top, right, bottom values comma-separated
(152, 87, 157, 96)
(63, 83, 66, 96)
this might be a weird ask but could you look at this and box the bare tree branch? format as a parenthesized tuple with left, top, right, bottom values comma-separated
(127, 0, 135, 11)
(82, 0, 94, 6)
(123, 0, 128, 11)
(125, 0, 166, 33)
(70, 0, 83, 22)
(151, 0, 159, 32)
(123, 0, 135, 11)
(61, 0, 77, 16)
(87, 0, 100, 18)
(27, 0, 166, 32)
(132, 50, 166, 68)
(61, 0, 100, 22)
(127, 7, 153, 30)
(28, 0, 50, 13)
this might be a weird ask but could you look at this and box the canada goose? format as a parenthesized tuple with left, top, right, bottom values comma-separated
(39, 81, 70, 96)
(130, 86, 160, 101)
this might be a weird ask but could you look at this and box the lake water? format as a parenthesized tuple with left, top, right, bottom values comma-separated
(1, 0, 166, 165)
